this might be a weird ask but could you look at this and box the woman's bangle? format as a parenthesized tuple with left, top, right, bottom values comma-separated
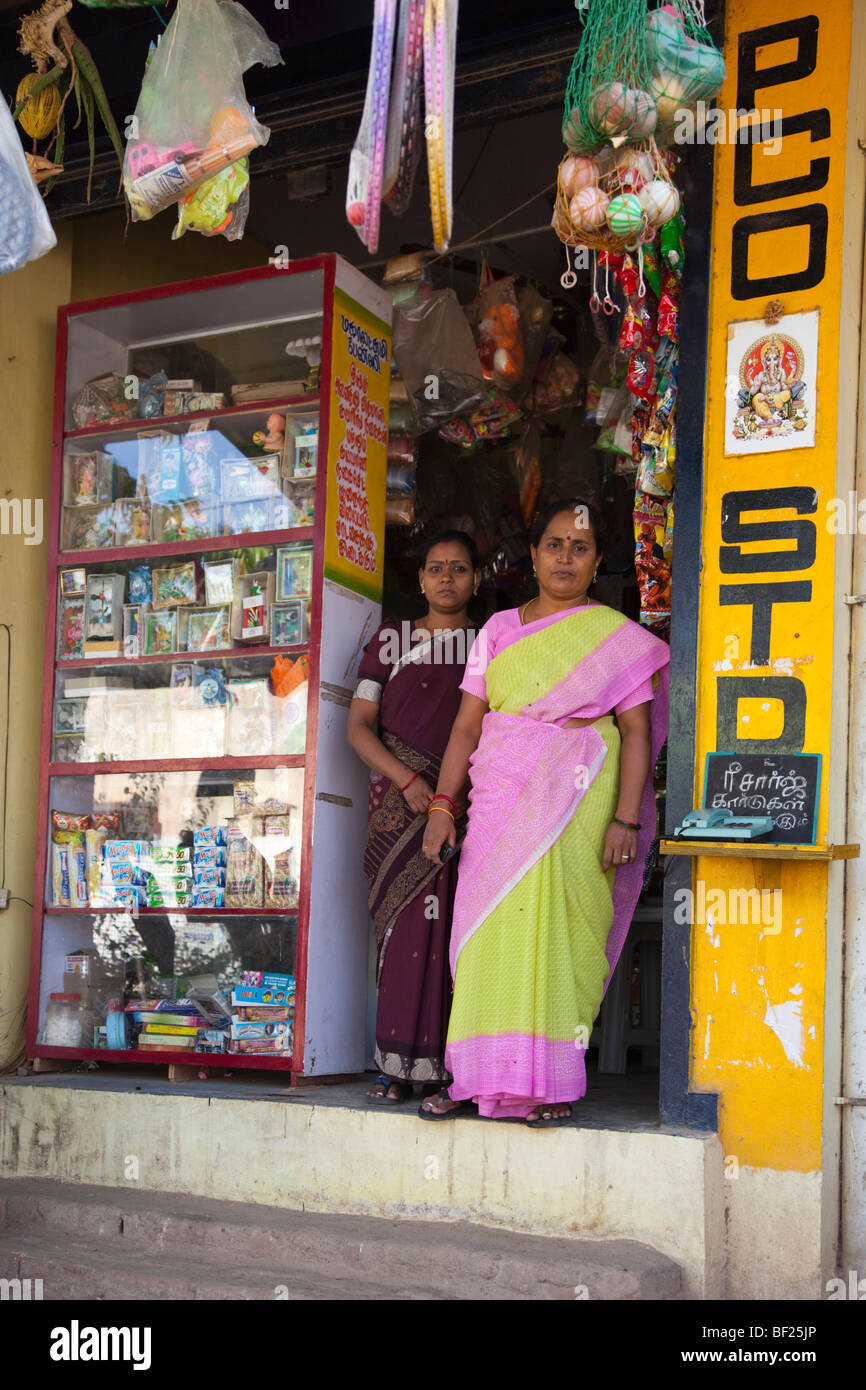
(400, 772, 420, 793)
(612, 815, 641, 831)
(428, 805, 455, 821)
(430, 792, 457, 812)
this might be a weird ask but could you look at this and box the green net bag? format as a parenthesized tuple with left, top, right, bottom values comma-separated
(563, 0, 656, 154)
(647, 2, 726, 145)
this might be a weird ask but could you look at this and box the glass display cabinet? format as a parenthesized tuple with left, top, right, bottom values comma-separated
(28, 256, 392, 1076)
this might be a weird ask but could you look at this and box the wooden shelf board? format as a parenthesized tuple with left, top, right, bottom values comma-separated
(56, 525, 315, 569)
(48, 754, 306, 775)
(64, 394, 320, 441)
(29, 1044, 298, 1071)
(43, 907, 299, 917)
(57, 642, 309, 670)
(660, 839, 860, 861)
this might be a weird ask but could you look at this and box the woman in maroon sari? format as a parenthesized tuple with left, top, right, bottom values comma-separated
(347, 532, 480, 1102)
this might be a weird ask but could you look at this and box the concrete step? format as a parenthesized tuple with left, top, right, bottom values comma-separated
(0, 1179, 682, 1301)
(0, 1234, 447, 1301)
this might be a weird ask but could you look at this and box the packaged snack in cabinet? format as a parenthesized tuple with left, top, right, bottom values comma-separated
(262, 816, 298, 909)
(193, 848, 226, 871)
(225, 817, 264, 909)
(194, 826, 226, 848)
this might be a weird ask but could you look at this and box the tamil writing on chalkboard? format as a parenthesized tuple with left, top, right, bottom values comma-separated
(703, 753, 821, 845)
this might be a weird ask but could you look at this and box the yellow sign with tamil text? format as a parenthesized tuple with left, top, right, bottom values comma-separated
(692, 0, 853, 1170)
(324, 289, 390, 601)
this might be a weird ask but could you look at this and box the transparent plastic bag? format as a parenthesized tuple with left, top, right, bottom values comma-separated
(475, 273, 525, 392)
(123, 0, 282, 222)
(0, 99, 56, 276)
(392, 291, 486, 433)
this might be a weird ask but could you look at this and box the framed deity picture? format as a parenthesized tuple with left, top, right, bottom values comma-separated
(249, 453, 281, 497)
(122, 604, 142, 659)
(293, 433, 318, 480)
(144, 609, 177, 656)
(276, 545, 313, 600)
(85, 573, 125, 642)
(59, 568, 87, 598)
(58, 596, 85, 660)
(53, 697, 88, 736)
(185, 606, 232, 653)
(270, 600, 306, 647)
(152, 561, 197, 609)
(203, 558, 238, 607)
(222, 498, 271, 538)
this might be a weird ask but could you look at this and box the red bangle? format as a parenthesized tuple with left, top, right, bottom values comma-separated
(430, 793, 457, 812)
(400, 772, 419, 793)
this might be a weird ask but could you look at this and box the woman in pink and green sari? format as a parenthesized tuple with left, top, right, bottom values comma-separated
(420, 499, 669, 1125)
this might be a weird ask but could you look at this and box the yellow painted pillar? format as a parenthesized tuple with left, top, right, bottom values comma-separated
(692, 0, 863, 1295)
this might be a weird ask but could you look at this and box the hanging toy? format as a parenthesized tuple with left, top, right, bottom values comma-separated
(638, 177, 681, 227)
(560, 153, 599, 198)
(588, 82, 657, 141)
(606, 192, 645, 238)
(570, 185, 609, 229)
(172, 158, 249, 239)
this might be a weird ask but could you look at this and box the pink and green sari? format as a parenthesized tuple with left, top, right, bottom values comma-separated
(446, 604, 669, 1119)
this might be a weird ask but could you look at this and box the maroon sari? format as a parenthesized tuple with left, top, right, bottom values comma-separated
(356, 620, 475, 1083)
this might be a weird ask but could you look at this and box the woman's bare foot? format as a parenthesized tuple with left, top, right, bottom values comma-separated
(526, 1102, 572, 1123)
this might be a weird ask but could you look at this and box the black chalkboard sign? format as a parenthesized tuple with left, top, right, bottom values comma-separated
(702, 753, 821, 845)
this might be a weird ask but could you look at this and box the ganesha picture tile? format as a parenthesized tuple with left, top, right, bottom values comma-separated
(724, 310, 818, 454)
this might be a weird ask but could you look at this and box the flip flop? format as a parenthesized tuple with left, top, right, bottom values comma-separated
(526, 1105, 573, 1128)
(366, 1075, 412, 1104)
(418, 1087, 471, 1120)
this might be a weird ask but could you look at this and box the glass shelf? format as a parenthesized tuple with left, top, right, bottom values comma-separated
(56, 543, 313, 662)
(45, 767, 304, 913)
(52, 651, 309, 764)
(59, 405, 319, 555)
(66, 394, 320, 441)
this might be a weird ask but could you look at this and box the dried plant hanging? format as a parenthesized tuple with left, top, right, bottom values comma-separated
(13, 0, 125, 198)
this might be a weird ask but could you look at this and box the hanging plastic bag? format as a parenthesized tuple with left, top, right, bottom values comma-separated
(0, 99, 56, 276)
(392, 290, 486, 433)
(123, 0, 282, 223)
(474, 268, 525, 393)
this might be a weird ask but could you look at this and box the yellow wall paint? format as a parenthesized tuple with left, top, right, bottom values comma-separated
(692, 0, 853, 1170)
(0, 230, 73, 1070)
(0, 211, 268, 1067)
(69, 207, 267, 301)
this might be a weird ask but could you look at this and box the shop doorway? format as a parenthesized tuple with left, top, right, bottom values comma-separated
(374, 240, 667, 1115)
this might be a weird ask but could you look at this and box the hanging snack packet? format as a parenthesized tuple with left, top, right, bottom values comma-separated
(123, 0, 282, 223)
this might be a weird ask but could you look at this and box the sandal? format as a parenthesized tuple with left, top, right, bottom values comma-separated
(366, 1075, 412, 1104)
(418, 1087, 471, 1121)
(526, 1104, 572, 1128)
